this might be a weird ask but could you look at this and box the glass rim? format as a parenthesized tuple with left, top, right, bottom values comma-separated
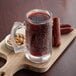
(26, 9, 52, 25)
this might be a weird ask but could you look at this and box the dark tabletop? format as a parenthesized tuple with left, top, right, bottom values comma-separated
(0, 0, 76, 76)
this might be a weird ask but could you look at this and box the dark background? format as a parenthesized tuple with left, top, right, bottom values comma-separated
(0, 0, 76, 76)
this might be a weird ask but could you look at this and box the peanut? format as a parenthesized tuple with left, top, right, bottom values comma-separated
(7, 33, 25, 46)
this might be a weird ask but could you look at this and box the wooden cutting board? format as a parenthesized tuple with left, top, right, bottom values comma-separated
(0, 29, 76, 76)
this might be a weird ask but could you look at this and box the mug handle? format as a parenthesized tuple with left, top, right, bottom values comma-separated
(11, 22, 26, 53)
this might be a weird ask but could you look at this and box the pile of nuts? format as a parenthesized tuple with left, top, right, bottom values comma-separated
(7, 33, 25, 45)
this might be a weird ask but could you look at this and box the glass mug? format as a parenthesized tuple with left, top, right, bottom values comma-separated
(11, 9, 53, 63)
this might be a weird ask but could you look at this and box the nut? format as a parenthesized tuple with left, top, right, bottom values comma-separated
(7, 33, 25, 46)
